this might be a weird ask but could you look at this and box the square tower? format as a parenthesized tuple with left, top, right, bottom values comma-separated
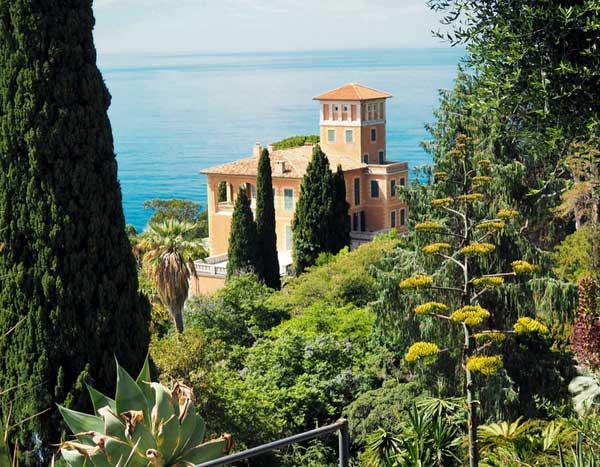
(314, 83, 392, 165)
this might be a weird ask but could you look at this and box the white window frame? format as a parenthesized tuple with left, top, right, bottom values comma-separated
(284, 188, 294, 211)
(327, 129, 335, 143)
(345, 129, 353, 143)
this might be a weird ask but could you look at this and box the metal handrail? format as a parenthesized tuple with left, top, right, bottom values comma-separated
(196, 419, 350, 467)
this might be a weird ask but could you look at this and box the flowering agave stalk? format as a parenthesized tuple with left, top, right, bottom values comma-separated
(58, 358, 233, 466)
(402, 133, 548, 467)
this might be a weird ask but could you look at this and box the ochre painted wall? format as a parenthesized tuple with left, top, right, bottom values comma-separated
(206, 174, 301, 255)
(190, 275, 225, 296)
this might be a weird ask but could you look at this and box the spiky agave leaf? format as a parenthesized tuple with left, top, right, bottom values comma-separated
(86, 384, 116, 415)
(179, 435, 234, 466)
(60, 358, 231, 467)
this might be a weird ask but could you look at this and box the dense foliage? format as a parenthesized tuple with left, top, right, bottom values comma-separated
(256, 149, 281, 289)
(0, 0, 150, 462)
(272, 135, 320, 150)
(292, 145, 350, 273)
(227, 187, 258, 278)
(144, 198, 208, 238)
(5, 1, 600, 466)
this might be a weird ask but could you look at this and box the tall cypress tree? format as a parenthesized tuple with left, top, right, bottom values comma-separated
(331, 165, 351, 253)
(255, 149, 281, 289)
(227, 187, 258, 278)
(0, 1, 150, 461)
(292, 145, 335, 273)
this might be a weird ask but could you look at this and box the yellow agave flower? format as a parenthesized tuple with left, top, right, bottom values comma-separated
(457, 193, 484, 202)
(514, 317, 549, 335)
(450, 305, 491, 326)
(460, 243, 496, 256)
(474, 331, 507, 344)
(400, 275, 434, 290)
(405, 342, 440, 362)
(415, 221, 443, 233)
(497, 209, 519, 220)
(467, 355, 503, 375)
(431, 197, 454, 207)
(511, 260, 538, 275)
(472, 277, 504, 288)
(475, 221, 505, 231)
(415, 302, 448, 315)
(422, 243, 451, 255)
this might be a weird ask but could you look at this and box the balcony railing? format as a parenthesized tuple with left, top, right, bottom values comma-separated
(196, 419, 349, 467)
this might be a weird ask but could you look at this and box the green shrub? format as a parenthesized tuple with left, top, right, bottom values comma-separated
(269, 239, 398, 314)
(272, 135, 320, 150)
(186, 274, 286, 349)
(343, 381, 422, 448)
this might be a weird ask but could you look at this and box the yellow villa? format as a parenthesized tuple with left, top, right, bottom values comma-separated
(192, 83, 409, 294)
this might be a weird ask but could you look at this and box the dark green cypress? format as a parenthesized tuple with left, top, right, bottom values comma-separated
(292, 145, 335, 273)
(255, 149, 281, 289)
(227, 187, 258, 278)
(331, 165, 351, 253)
(0, 1, 150, 461)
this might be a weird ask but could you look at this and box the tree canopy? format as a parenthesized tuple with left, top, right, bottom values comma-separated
(0, 0, 149, 461)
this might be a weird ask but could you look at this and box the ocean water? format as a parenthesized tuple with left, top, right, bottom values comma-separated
(98, 48, 464, 231)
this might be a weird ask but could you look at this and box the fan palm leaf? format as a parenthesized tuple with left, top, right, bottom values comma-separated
(140, 220, 203, 332)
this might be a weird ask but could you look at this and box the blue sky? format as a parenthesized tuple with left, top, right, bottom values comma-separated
(92, 0, 444, 54)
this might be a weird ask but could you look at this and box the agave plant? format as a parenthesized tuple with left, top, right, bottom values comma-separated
(58, 358, 232, 466)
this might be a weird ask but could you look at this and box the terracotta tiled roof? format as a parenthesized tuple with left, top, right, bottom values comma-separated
(313, 83, 392, 101)
(202, 145, 365, 178)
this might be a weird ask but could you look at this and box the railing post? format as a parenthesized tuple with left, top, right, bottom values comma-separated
(338, 419, 349, 467)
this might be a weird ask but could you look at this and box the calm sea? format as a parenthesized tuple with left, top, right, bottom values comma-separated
(98, 48, 464, 231)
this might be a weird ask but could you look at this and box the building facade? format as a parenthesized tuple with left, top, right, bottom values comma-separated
(194, 84, 409, 294)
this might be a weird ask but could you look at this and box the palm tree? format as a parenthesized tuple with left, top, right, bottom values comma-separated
(140, 220, 202, 333)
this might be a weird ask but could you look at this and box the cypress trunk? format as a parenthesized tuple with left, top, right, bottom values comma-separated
(0, 1, 150, 462)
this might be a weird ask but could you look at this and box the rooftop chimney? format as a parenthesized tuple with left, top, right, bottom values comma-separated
(268, 143, 275, 153)
(253, 142, 262, 158)
(274, 160, 286, 176)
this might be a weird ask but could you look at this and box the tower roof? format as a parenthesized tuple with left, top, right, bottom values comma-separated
(313, 83, 392, 101)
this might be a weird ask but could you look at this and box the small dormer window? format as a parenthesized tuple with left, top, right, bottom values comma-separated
(333, 105, 339, 112)
(343, 105, 349, 112)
